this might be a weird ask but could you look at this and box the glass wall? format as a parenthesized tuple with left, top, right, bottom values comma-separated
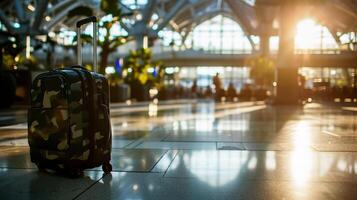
(339, 32, 357, 51)
(121, 0, 148, 9)
(176, 66, 251, 91)
(157, 15, 254, 54)
(299, 67, 356, 88)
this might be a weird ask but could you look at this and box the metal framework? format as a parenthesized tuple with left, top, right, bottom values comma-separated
(0, 0, 356, 50)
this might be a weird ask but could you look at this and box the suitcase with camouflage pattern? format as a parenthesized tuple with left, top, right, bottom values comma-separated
(28, 16, 112, 177)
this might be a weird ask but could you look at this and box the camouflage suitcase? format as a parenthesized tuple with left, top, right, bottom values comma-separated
(28, 16, 112, 177)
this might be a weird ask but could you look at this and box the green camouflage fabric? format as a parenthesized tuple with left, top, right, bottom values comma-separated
(28, 69, 111, 170)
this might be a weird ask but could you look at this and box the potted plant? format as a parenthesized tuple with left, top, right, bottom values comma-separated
(248, 56, 275, 100)
(122, 48, 164, 101)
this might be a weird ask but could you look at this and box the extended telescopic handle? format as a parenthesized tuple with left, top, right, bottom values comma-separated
(76, 16, 97, 72)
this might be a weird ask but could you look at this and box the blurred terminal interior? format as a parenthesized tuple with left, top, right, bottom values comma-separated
(0, 0, 357, 200)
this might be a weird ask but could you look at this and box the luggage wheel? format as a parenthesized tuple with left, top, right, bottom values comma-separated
(102, 162, 112, 174)
(36, 163, 46, 172)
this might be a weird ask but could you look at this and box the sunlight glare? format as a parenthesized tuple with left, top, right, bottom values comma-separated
(295, 19, 317, 49)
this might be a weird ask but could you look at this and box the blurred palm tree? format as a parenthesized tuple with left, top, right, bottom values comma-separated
(122, 48, 165, 101)
(72, 0, 130, 74)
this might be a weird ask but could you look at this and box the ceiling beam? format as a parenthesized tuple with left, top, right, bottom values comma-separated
(142, 0, 157, 25)
(42, 0, 81, 30)
(32, 0, 49, 31)
(155, 0, 189, 33)
(225, 0, 255, 34)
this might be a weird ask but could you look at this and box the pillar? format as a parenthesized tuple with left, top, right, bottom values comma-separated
(132, 21, 147, 49)
(275, 2, 300, 105)
(135, 35, 144, 49)
(260, 34, 270, 56)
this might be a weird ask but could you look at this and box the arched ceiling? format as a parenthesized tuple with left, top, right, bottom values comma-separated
(0, 0, 356, 38)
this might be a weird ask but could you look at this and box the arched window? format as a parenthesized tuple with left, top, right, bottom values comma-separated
(184, 15, 253, 54)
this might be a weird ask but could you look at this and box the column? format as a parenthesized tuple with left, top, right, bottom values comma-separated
(275, 2, 300, 105)
(260, 34, 270, 56)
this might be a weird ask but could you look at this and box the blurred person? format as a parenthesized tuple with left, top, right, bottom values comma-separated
(254, 86, 268, 101)
(239, 84, 252, 101)
(298, 74, 307, 102)
(226, 82, 237, 101)
(213, 73, 224, 101)
(213, 73, 222, 91)
(204, 85, 213, 98)
(191, 79, 198, 98)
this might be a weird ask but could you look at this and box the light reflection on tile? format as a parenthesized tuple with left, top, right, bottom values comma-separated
(151, 150, 178, 172)
(312, 143, 357, 152)
(0, 169, 103, 200)
(135, 141, 216, 150)
(243, 142, 296, 151)
(109, 149, 167, 172)
(217, 142, 245, 150)
(0, 101, 356, 199)
(112, 139, 134, 149)
(165, 150, 357, 184)
(0, 147, 35, 169)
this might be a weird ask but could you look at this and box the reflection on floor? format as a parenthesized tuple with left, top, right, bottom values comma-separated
(0, 100, 357, 199)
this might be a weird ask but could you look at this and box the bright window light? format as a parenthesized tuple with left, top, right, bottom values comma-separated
(295, 19, 339, 50)
(186, 15, 253, 54)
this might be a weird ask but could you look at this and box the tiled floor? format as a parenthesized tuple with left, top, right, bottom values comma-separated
(0, 100, 357, 199)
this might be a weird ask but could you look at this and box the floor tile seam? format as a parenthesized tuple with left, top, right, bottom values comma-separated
(131, 140, 145, 149)
(138, 140, 218, 145)
(149, 149, 170, 171)
(111, 147, 130, 149)
(163, 140, 230, 143)
(110, 106, 194, 115)
(72, 175, 106, 200)
(114, 147, 357, 153)
(120, 147, 320, 152)
(161, 176, 357, 184)
(160, 133, 171, 142)
(86, 171, 162, 174)
(158, 140, 218, 144)
(162, 150, 180, 177)
(123, 139, 144, 149)
(107, 170, 160, 173)
(212, 102, 265, 111)
(0, 167, 36, 171)
(135, 147, 217, 150)
(0, 166, 36, 169)
(313, 150, 357, 153)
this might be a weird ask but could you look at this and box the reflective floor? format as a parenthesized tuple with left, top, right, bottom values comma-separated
(0, 100, 357, 199)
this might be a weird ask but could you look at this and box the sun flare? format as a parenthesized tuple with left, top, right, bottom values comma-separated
(295, 19, 318, 49)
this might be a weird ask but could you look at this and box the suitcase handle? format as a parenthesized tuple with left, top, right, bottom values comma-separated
(76, 16, 97, 28)
(76, 16, 97, 73)
(70, 65, 88, 71)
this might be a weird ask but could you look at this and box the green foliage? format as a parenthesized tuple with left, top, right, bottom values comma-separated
(100, 0, 121, 17)
(122, 48, 164, 87)
(68, 6, 93, 18)
(3, 54, 16, 70)
(72, 34, 93, 44)
(69, 1, 130, 74)
(2, 54, 38, 70)
(249, 56, 275, 87)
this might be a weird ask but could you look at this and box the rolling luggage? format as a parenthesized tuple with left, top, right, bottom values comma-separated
(28, 16, 112, 177)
